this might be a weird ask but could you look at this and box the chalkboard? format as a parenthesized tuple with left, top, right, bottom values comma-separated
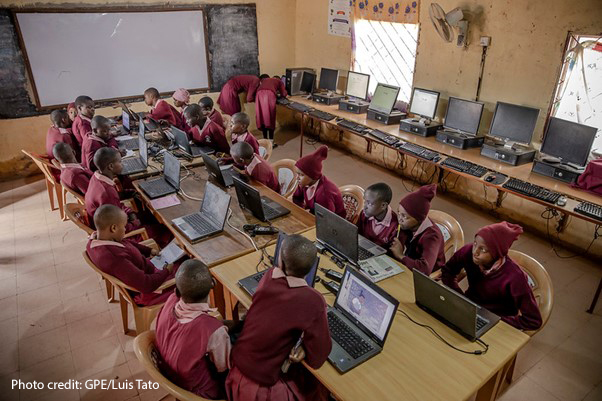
(205, 4, 260, 91)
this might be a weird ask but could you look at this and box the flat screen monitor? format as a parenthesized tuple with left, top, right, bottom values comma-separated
(444, 97, 484, 136)
(409, 88, 440, 119)
(488, 102, 539, 145)
(368, 83, 400, 114)
(345, 71, 370, 100)
(318, 68, 339, 91)
(541, 117, 597, 166)
(300, 71, 316, 93)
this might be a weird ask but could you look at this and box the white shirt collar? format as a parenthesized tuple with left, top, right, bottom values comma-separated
(93, 171, 116, 186)
(272, 267, 308, 288)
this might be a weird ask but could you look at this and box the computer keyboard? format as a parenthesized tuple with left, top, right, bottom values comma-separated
(262, 203, 282, 220)
(119, 137, 139, 151)
(328, 311, 374, 359)
(289, 102, 312, 113)
(441, 157, 488, 178)
(182, 213, 214, 234)
(122, 158, 145, 173)
(502, 178, 561, 204)
(337, 119, 368, 134)
(308, 110, 336, 121)
(574, 202, 602, 221)
(476, 315, 488, 331)
(397, 142, 439, 161)
(253, 271, 266, 282)
(143, 179, 173, 194)
(368, 130, 400, 146)
(276, 98, 290, 105)
(357, 247, 373, 261)
(171, 150, 194, 161)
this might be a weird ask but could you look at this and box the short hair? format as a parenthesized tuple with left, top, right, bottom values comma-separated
(259, 74, 270, 79)
(75, 95, 93, 109)
(281, 234, 317, 277)
(231, 141, 254, 160)
(198, 96, 214, 109)
(52, 142, 73, 163)
(231, 112, 250, 127)
(93, 204, 126, 231)
(175, 259, 213, 302)
(144, 87, 160, 98)
(366, 182, 393, 204)
(184, 103, 202, 118)
(94, 147, 120, 171)
(91, 115, 110, 130)
(50, 109, 68, 125)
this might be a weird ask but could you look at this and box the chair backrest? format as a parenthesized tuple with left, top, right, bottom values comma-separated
(133, 330, 219, 401)
(428, 210, 464, 260)
(271, 159, 298, 198)
(63, 185, 85, 204)
(507, 250, 554, 335)
(257, 139, 273, 161)
(21, 150, 59, 184)
(65, 203, 94, 235)
(339, 184, 364, 224)
(82, 251, 139, 305)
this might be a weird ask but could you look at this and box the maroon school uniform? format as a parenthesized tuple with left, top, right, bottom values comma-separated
(86, 236, 173, 306)
(156, 294, 231, 399)
(217, 75, 260, 116)
(255, 78, 287, 130)
(246, 155, 280, 193)
(85, 172, 134, 228)
(356, 206, 399, 248)
(232, 131, 260, 155)
(397, 218, 446, 275)
(148, 99, 180, 126)
(81, 134, 118, 171)
(441, 244, 542, 331)
(209, 109, 225, 129)
(226, 267, 331, 401)
(72, 115, 92, 146)
(46, 126, 80, 162)
(293, 176, 346, 218)
(60, 163, 92, 196)
(191, 119, 230, 154)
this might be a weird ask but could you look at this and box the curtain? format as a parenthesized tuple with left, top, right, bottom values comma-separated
(352, 0, 419, 23)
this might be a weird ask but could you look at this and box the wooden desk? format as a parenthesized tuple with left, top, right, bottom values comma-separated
(212, 229, 529, 401)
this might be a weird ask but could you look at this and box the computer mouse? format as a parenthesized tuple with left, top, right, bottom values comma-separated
(485, 175, 495, 182)
(556, 196, 567, 207)
(433, 156, 441, 163)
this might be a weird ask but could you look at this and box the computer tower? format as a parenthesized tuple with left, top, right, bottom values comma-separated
(532, 160, 583, 184)
(313, 93, 344, 105)
(435, 131, 485, 149)
(480, 143, 536, 166)
(367, 109, 405, 125)
(399, 119, 442, 137)
(339, 99, 370, 114)
(285, 68, 315, 96)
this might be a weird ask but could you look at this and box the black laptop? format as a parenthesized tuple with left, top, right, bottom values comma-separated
(170, 126, 215, 157)
(232, 176, 290, 222)
(138, 151, 180, 199)
(121, 134, 148, 175)
(201, 152, 238, 187)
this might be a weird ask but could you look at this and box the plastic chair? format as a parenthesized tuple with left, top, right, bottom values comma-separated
(272, 159, 298, 199)
(428, 210, 465, 260)
(257, 139, 273, 161)
(339, 184, 364, 224)
(21, 150, 65, 219)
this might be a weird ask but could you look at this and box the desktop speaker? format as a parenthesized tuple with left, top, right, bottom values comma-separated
(532, 160, 582, 184)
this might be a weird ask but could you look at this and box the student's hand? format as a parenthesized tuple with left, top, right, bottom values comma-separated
(390, 238, 405, 259)
(217, 157, 227, 165)
(289, 346, 305, 363)
(120, 149, 127, 157)
(150, 248, 160, 256)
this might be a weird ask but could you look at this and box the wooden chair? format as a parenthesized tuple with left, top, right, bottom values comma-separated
(21, 150, 65, 219)
(339, 184, 364, 224)
(272, 159, 298, 199)
(134, 331, 225, 401)
(257, 138, 273, 161)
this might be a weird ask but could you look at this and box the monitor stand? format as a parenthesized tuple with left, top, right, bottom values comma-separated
(399, 116, 442, 137)
(339, 97, 370, 114)
(313, 91, 344, 105)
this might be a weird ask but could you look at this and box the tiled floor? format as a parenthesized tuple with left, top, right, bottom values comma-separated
(1, 131, 601, 401)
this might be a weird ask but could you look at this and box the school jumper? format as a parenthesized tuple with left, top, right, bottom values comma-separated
(255, 78, 288, 130)
(217, 75, 260, 116)
(356, 206, 399, 248)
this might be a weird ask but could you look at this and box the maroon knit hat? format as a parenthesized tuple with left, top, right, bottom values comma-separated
(295, 145, 328, 180)
(476, 222, 523, 260)
(399, 184, 436, 222)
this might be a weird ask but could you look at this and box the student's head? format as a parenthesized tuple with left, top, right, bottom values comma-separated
(94, 204, 128, 241)
(231, 141, 255, 167)
(144, 87, 160, 106)
(52, 142, 77, 164)
(184, 103, 203, 128)
(91, 115, 111, 139)
(94, 147, 122, 175)
(363, 182, 392, 218)
(75, 95, 95, 118)
(198, 96, 214, 117)
(280, 234, 317, 278)
(295, 145, 328, 187)
(175, 259, 215, 303)
(259, 74, 270, 80)
(472, 222, 523, 267)
(230, 112, 250, 135)
(397, 184, 436, 231)
(172, 88, 190, 108)
(67, 102, 77, 122)
(50, 109, 70, 129)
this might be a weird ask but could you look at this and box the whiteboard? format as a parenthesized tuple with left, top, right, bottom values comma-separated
(16, 11, 209, 107)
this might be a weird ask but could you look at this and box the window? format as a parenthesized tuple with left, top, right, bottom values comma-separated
(352, 19, 419, 102)
(550, 33, 602, 157)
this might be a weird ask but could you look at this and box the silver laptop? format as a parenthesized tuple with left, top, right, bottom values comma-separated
(413, 270, 500, 341)
(170, 126, 215, 157)
(327, 267, 399, 373)
(232, 176, 290, 222)
(171, 182, 231, 243)
(121, 134, 148, 175)
(138, 151, 180, 199)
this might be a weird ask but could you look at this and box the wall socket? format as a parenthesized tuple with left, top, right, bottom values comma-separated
(479, 36, 491, 47)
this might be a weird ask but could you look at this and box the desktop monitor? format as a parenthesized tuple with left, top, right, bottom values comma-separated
(300, 71, 316, 94)
(443, 97, 484, 136)
(345, 71, 370, 100)
(409, 88, 440, 120)
(540, 117, 597, 166)
(318, 68, 339, 92)
(368, 83, 400, 115)
(488, 102, 540, 145)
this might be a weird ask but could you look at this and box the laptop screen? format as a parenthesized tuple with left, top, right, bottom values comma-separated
(336, 268, 398, 344)
(138, 135, 148, 167)
(200, 182, 231, 229)
(138, 114, 145, 138)
(163, 151, 180, 190)
(315, 203, 358, 262)
(170, 127, 190, 153)
(122, 110, 130, 131)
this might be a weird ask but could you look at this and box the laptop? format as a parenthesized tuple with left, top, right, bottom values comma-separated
(171, 126, 215, 157)
(121, 134, 148, 175)
(232, 176, 290, 222)
(315, 204, 386, 264)
(413, 270, 500, 341)
(138, 151, 180, 199)
(201, 152, 238, 187)
(118, 101, 145, 123)
(171, 182, 231, 243)
(238, 232, 319, 296)
(327, 267, 399, 373)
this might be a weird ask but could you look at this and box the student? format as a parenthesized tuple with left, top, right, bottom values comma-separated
(185, 104, 230, 154)
(53, 142, 92, 196)
(218, 112, 260, 166)
(67, 102, 77, 124)
(172, 88, 192, 133)
(156, 259, 231, 399)
(72, 95, 95, 146)
(226, 234, 331, 401)
(199, 96, 225, 129)
(441, 222, 542, 331)
(356, 182, 399, 249)
(231, 142, 280, 193)
(144, 87, 181, 127)
(216, 75, 260, 116)
(46, 109, 80, 162)
(86, 205, 175, 306)
(255, 74, 288, 142)
(81, 115, 120, 171)
(293, 145, 346, 218)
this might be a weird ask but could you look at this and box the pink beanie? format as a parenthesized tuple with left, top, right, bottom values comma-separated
(67, 102, 76, 110)
(295, 145, 328, 180)
(476, 222, 523, 260)
(172, 88, 190, 104)
(399, 184, 437, 222)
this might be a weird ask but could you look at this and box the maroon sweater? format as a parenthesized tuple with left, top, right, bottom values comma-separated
(228, 75, 260, 102)
(441, 244, 543, 331)
(246, 155, 280, 193)
(72, 115, 92, 145)
(293, 175, 346, 218)
(60, 163, 92, 196)
(81, 134, 119, 171)
(209, 109, 225, 128)
(397, 219, 446, 275)
(231, 268, 331, 386)
(191, 120, 230, 154)
(46, 126, 80, 162)
(356, 209, 399, 248)
(256, 78, 288, 97)
(85, 172, 133, 228)
(148, 99, 181, 126)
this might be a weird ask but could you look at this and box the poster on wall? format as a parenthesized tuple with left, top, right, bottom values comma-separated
(328, 0, 351, 37)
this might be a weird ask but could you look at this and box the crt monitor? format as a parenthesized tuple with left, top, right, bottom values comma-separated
(345, 71, 370, 100)
(409, 88, 440, 119)
(488, 102, 540, 145)
(300, 71, 316, 93)
(318, 68, 339, 92)
(368, 83, 400, 114)
(540, 117, 597, 166)
(443, 97, 484, 136)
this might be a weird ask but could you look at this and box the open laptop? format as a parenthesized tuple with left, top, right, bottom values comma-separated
(170, 126, 215, 157)
(315, 204, 386, 264)
(238, 232, 319, 296)
(138, 151, 180, 199)
(327, 267, 399, 373)
(201, 152, 239, 187)
(232, 176, 290, 221)
(413, 270, 500, 341)
(121, 134, 148, 175)
(119, 101, 145, 123)
(171, 182, 231, 243)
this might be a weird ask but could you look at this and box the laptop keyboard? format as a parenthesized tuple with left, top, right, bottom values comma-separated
(328, 311, 374, 359)
(253, 271, 266, 282)
(119, 138, 139, 151)
(357, 247, 373, 261)
(262, 202, 281, 220)
(182, 213, 214, 234)
(122, 158, 145, 173)
(143, 179, 173, 194)
(476, 315, 488, 331)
